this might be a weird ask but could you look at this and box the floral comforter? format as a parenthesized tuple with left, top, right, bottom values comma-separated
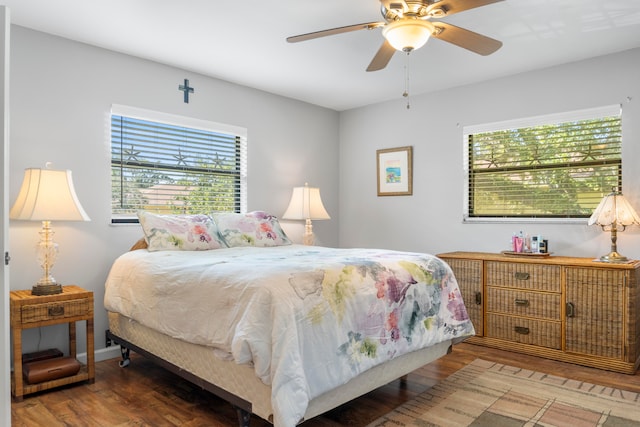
(104, 245, 474, 426)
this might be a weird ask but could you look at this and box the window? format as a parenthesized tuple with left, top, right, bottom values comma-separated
(464, 105, 622, 221)
(111, 105, 247, 223)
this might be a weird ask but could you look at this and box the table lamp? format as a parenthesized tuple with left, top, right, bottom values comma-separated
(283, 183, 330, 246)
(588, 188, 640, 262)
(10, 168, 90, 295)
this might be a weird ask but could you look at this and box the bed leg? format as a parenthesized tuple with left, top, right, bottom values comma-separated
(235, 407, 251, 427)
(399, 374, 408, 388)
(119, 346, 131, 368)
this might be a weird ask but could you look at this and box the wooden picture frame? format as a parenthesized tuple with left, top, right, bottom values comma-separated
(376, 146, 413, 196)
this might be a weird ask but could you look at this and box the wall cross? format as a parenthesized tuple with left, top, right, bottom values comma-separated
(179, 79, 194, 103)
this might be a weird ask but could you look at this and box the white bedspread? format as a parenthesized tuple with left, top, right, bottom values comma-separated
(104, 245, 474, 426)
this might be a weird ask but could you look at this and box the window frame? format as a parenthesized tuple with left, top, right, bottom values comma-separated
(110, 104, 247, 223)
(462, 104, 622, 224)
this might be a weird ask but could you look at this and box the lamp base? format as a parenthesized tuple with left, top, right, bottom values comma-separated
(599, 251, 629, 263)
(302, 218, 315, 246)
(32, 283, 63, 296)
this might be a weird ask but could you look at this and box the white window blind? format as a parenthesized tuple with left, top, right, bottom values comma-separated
(111, 105, 247, 222)
(463, 105, 622, 220)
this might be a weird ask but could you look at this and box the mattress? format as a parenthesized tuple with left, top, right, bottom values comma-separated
(104, 244, 473, 425)
(108, 311, 453, 423)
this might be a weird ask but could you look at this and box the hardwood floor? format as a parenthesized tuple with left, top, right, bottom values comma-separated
(12, 342, 640, 426)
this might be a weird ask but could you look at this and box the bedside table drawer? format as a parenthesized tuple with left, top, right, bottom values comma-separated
(21, 298, 92, 324)
(486, 313, 561, 350)
(487, 287, 561, 320)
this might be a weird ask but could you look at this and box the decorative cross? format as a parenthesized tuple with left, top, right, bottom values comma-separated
(179, 79, 194, 103)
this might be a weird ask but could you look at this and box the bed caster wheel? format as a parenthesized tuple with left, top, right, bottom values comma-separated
(119, 346, 131, 368)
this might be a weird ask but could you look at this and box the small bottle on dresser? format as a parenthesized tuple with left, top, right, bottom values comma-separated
(538, 237, 547, 253)
(531, 236, 539, 253)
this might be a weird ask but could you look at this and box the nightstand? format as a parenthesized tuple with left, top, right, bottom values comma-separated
(10, 285, 95, 400)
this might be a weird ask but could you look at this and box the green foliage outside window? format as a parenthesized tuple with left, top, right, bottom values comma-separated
(467, 111, 621, 218)
(111, 113, 245, 222)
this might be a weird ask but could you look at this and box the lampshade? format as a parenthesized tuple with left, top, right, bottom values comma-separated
(282, 183, 330, 221)
(10, 167, 90, 295)
(382, 19, 435, 52)
(588, 190, 640, 229)
(588, 189, 640, 262)
(10, 168, 90, 221)
(283, 183, 330, 246)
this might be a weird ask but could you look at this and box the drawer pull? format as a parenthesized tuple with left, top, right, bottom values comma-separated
(515, 298, 529, 307)
(48, 306, 65, 317)
(514, 272, 530, 280)
(566, 302, 576, 318)
(475, 292, 482, 305)
(514, 326, 530, 335)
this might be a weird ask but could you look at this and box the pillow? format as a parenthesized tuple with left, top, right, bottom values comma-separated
(213, 211, 291, 247)
(137, 212, 225, 251)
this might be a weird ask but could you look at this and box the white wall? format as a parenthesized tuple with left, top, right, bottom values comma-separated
(8, 26, 340, 357)
(339, 48, 640, 260)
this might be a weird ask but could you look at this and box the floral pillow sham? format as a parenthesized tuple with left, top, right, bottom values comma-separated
(213, 211, 292, 247)
(138, 211, 226, 251)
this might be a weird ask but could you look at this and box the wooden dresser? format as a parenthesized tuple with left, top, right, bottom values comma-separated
(438, 251, 640, 374)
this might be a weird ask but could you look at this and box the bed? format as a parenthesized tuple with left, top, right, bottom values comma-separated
(103, 211, 474, 426)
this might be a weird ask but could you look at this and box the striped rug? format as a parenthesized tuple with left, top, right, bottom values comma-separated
(368, 359, 640, 427)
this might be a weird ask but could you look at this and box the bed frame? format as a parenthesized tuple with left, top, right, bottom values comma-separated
(105, 311, 453, 426)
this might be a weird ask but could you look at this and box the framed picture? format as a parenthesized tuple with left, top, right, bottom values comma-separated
(376, 146, 413, 196)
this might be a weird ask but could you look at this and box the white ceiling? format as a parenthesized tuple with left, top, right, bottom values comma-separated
(4, 0, 640, 111)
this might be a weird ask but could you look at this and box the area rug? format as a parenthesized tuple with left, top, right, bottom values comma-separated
(368, 359, 640, 427)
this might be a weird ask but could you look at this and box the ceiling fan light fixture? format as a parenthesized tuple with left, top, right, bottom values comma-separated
(382, 19, 435, 52)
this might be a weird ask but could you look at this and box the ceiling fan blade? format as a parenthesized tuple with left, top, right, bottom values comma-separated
(287, 22, 384, 43)
(366, 40, 396, 72)
(426, 0, 504, 18)
(431, 22, 502, 55)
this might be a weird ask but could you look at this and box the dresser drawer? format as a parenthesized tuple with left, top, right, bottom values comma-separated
(566, 267, 626, 287)
(486, 261, 561, 292)
(486, 313, 561, 349)
(21, 298, 92, 324)
(487, 287, 561, 320)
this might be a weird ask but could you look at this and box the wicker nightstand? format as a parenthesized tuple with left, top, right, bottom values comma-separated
(10, 285, 95, 400)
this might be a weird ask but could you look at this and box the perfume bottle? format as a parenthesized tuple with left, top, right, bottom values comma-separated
(531, 236, 539, 253)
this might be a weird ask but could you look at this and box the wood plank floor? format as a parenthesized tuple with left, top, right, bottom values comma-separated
(12, 342, 640, 426)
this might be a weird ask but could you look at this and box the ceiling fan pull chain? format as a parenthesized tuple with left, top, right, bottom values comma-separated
(403, 52, 411, 109)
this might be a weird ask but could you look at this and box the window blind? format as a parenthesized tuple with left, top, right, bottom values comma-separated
(110, 106, 247, 222)
(464, 105, 622, 219)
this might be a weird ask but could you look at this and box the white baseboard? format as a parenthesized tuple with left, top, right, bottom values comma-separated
(76, 345, 122, 364)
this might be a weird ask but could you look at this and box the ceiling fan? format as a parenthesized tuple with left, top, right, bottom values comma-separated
(287, 0, 504, 72)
